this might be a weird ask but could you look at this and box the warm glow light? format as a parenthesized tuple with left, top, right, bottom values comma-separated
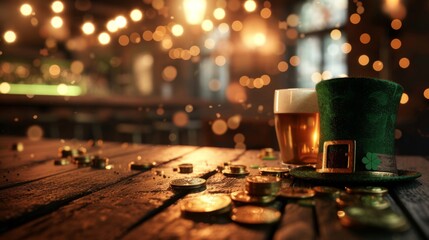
(57, 83, 68, 95)
(213, 8, 226, 20)
(212, 119, 228, 135)
(244, 0, 257, 12)
(161, 38, 173, 49)
(172, 24, 184, 36)
(311, 72, 322, 83)
(118, 35, 130, 46)
(51, 16, 63, 29)
(51, 1, 64, 13)
(0, 82, 11, 94)
(253, 32, 266, 46)
(342, 43, 352, 53)
(183, 0, 207, 25)
(218, 23, 229, 34)
(391, 19, 402, 30)
(286, 14, 299, 27)
(81, 22, 95, 35)
(70, 61, 84, 74)
(130, 9, 143, 22)
(360, 33, 371, 44)
(290, 56, 300, 66)
(231, 21, 243, 31)
(201, 19, 213, 31)
(20, 3, 33, 16)
(399, 57, 410, 68)
(215, 56, 226, 66)
(204, 38, 215, 49)
(358, 55, 370, 66)
(49, 64, 61, 77)
(106, 20, 118, 33)
(277, 61, 288, 72)
(373, 60, 384, 71)
(115, 15, 127, 29)
(400, 93, 409, 104)
(98, 32, 111, 45)
(260, 8, 271, 19)
(390, 38, 402, 49)
(350, 13, 361, 24)
(423, 88, 429, 99)
(3, 30, 17, 43)
(162, 66, 177, 81)
(330, 29, 342, 40)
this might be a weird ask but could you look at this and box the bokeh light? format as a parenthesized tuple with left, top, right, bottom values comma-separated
(50, 16, 63, 29)
(277, 61, 289, 72)
(130, 9, 143, 22)
(260, 8, 272, 19)
(341, 43, 352, 53)
(162, 66, 178, 81)
(212, 119, 228, 135)
(213, 8, 226, 20)
(227, 115, 242, 130)
(81, 22, 95, 35)
(391, 19, 402, 30)
(391, 38, 402, 49)
(360, 33, 371, 44)
(358, 55, 369, 66)
(51, 1, 64, 13)
(98, 32, 111, 45)
(400, 93, 409, 104)
(20, 3, 33, 16)
(350, 13, 361, 24)
(330, 29, 342, 40)
(173, 111, 189, 127)
(372, 60, 384, 71)
(106, 20, 118, 33)
(27, 125, 44, 141)
(423, 88, 429, 100)
(244, 0, 257, 12)
(399, 57, 410, 68)
(201, 20, 214, 32)
(289, 56, 300, 66)
(3, 30, 17, 43)
(172, 24, 184, 37)
(231, 21, 243, 31)
(0, 82, 11, 94)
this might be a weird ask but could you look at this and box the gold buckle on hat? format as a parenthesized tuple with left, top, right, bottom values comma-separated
(317, 140, 356, 173)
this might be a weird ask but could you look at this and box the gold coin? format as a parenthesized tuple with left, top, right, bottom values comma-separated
(231, 206, 281, 224)
(181, 194, 231, 214)
(91, 156, 109, 169)
(54, 158, 70, 166)
(278, 187, 315, 199)
(229, 164, 247, 173)
(178, 163, 193, 173)
(246, 176, 281, 196)
(170, 177, 206, 189)
(230, 191, 275, 204)
(259, 167, 290, 178)
(313, 186, 341, 197)
(12, 142, 24, 152)
(345, 186, 388, 195)
(337, 206, 408, 231)
(130, 162, 154, 170)
(222, 169, 250, 177)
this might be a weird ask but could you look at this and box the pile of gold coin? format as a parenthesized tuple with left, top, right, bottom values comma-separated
(222, 164, 249, 177)
(230, 191, 276, 205)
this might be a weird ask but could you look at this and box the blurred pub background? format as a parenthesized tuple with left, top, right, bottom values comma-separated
(0, 0, 428, 154)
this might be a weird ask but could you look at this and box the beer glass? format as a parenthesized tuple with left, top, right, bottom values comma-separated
(274, 89, 319, 166)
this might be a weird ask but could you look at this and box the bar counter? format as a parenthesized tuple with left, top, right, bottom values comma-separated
(0, 137, 427, 240)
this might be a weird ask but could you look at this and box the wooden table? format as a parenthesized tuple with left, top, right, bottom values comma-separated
(0, 137, 427, 240)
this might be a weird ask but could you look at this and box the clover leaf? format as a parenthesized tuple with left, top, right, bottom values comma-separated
(362, 152, 381, 170)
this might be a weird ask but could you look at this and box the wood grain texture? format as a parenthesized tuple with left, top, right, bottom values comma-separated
(1, 147, 240, 240)
(274, 203, 315, 240)
(0, 144, 195, 232)
(0, 142, 131, 189)
(391, 156, 429, 239)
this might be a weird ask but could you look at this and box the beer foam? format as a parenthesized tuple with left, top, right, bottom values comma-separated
(274, 88, 318, 113)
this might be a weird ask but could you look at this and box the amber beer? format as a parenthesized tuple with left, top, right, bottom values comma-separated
(274, 89, 319, 166)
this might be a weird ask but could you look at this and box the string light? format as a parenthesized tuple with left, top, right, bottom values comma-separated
(244, 0, 257, 12)
(130, 9, 143, 22)
(98, 32, 111, 45)
(50, 16, 63, 29)
(3, 30, 17, 43)
(51, 1, 64, 13)
(81, 22, 95, 35)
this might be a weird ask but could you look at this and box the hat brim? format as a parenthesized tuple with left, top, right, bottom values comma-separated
(290, 166, 421, 185)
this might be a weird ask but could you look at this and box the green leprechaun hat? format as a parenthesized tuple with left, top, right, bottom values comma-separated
(289, 77, 421, 184)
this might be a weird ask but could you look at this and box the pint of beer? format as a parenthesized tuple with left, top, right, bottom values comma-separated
(274, 89, 319, 166)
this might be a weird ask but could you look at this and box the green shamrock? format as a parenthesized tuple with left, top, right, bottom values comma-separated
(362, 152, 381, 170)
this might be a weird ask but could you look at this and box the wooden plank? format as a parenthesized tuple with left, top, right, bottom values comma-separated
(0, 143, 146, 189)
(0, 145, 197, 233)
(273, 203, 316, 240)
(391, 156, 429, 239)
(123, 150, 286, 240)
(1, 147, 242, 240)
